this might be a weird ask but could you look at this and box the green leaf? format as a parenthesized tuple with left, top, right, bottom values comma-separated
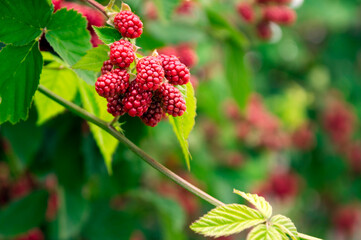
(205, 7, 249, 48)
(0, 42, 43, 124)
(73, 45, 110, 72)
(224, 41, 251, 110)
(0, 0, 53, 46)
(92, 26, 122, 44)
(78, 80, 119, 173)
(49, 188, 89, 239)
(247, 224, 283, 240)
(82, 204, 135, 240)
(35, 57, 78, 124)
(147, 21, 206, 44)
(131, 190, 186, 240)
(0, 190, 48, 236)
(153, 0, 180, 22)
(168, 82, 196, 169)
(190, 204, 266, 237)
(271, 215, 299, 240)
(233, 189, 272, 219)
(45, 8, 95, 84)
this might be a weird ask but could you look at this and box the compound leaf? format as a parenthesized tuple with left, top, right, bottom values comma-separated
(234, 189, 272, 219)
(169, 82, 196, 169)
(0, 42, 42, 124)
(0, 0, 53, 46)
(78, 80, 119, 173)
(190, 204, 265, 237)
(0, 191, 48, 236)
(93, 26, 122, 44)
(271, 215, 299, 240)
(247, 224, 283, 240)
(35, 54, 78, 124)
(73, 45, 110, 72)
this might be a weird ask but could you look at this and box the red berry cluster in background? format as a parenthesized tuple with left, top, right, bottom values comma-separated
(52, 0, 106, 47)
(224, 95, 291, 151)
(95, 9, 190, 127)
(0, 161, 58, 240)
(236, 0, 297, 40)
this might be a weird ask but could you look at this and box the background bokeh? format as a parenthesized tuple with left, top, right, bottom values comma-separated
(1, 0, 361, 239)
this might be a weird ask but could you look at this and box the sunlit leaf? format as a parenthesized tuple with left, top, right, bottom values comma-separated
(190, 204, 265, 237)
(169, 82, 196, 169)
(234, 189, 272, 219)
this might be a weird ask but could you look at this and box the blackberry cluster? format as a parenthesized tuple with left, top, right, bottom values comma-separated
(94, 8, 189, 127)
(236, 0, 297, 40)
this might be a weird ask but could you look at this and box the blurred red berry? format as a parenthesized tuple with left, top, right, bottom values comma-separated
(256, 21, 272, 40)
(52, 0, 63, 10)
(176, 44, 198, 68)
(263, 6, 296, 25)
(322, 97, 355, 147)
(237, 2, 254, 23)
(176, 0, 195, 15)
(345, 141, 361, 173)
(269, 171, 299, 200)
(292, 123, 315, 151)
(46, 192, 58, 220)
(15, 228, 44, 240)
(60, 2, 105, 28)
(10, 173, 35, 200)
(333, 205, 361, 236)
(130, 231, 146, 240)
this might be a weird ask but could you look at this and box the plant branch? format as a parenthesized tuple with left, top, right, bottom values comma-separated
(82, 0, 108, 19)
(37, 85, 321, 240)
(299, 233, 322, 240)
(37, 84, 224, 207)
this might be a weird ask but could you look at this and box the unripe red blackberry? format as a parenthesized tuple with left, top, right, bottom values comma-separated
(158, 55, 190, 85)
(95, 69, 130, 98)
(109, 39, 135, 68)
(136, 56, 165, 91)
(114, 11, 143, 39)
(237, 2, 254, 23)
(101, 60, 113, 75)
(141, 95, 164, 127)
(159, 83, 186, 117)
(122, 81, 153, 117)
(107, 95, 125, 117)
(256, 21, 272, 40)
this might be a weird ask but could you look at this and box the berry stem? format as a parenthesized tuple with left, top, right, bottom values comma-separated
(109, 116, 120, 127)
(37, 84, 224, 207)
(82, 0, 108, 18)
(37, 85, 320, 240)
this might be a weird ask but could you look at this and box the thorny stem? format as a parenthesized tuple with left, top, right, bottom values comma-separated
(83, 0, 108, 18)
(37, 84, 224, 207)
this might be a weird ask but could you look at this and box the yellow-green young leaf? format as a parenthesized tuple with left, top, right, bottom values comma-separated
(247, 224, 283, 240)
(35, 61, 78, 125)
(233, 189, 272, 219)
(271, 215, 299, 240)
(78, 80, 118, 173)
(169, 82, 196, 169)
(273, 225, 290, 240)
(73, 45, 110, 72)
(190, 204, 265, 238)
